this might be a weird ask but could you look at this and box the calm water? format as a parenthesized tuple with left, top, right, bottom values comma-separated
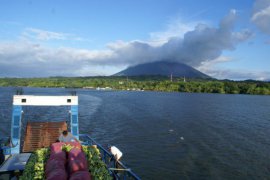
(0, 87, 270, 179)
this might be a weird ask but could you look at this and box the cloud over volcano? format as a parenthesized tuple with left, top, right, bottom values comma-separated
(0, 10, 252, 77)
(105, 10, 252, 67)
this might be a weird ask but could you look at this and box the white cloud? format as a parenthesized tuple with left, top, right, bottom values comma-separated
(209, 69, 270, 80)
(197, 56, 233, 70)
(251, 0, 270, 34)
(0, 41, 117, 77)
(24, 28, 68, 40)
(233, 29, 254, 42)
(21, 28, 85, 41)
(149, 19, 197, 46)
(103, 9, 252, 68)
(0, 10, 254, 78)
(197, 56, 270, 80)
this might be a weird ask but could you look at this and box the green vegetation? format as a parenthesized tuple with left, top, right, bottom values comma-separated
(61, 143, 75, 152)
(0, 76, 270, 95)
(82, 145, 112, 180)
(21, 148, 50, 180)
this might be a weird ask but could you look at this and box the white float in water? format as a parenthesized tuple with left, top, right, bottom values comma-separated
(180, 137, 184, 140)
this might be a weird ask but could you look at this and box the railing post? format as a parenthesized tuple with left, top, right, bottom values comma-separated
(70, 105, 79, 139)
(11, 105, 22, 154)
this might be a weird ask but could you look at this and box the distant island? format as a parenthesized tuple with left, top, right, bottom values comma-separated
(1, 61, 269, 95)
(0, 76, 269, 95)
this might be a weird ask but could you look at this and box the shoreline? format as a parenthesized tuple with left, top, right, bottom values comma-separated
(0, 77, 269, 95)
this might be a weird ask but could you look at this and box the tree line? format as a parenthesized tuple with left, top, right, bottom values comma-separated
(0, 76, 269, 95)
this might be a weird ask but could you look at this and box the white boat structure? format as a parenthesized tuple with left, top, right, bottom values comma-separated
(0, 95, 140, 180)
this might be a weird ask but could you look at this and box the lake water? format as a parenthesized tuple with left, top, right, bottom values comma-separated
(0, 87, 270, 179)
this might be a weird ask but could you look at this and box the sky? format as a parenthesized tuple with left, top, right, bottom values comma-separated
(0, 0, 269, 80)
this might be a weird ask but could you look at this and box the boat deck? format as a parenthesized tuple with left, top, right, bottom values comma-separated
(0, 153, 31, 172)
(22, 121, 67, 152)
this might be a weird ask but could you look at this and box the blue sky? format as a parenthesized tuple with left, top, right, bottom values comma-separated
(0, 0, 269, 80)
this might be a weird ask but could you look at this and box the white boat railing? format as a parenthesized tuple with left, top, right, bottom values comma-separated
(79, 134, 141, 180)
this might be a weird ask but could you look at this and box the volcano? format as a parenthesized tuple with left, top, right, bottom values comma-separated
(113, 61, 211, 78)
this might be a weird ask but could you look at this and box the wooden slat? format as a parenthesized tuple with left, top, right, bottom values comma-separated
(22, 121, 67, 152)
